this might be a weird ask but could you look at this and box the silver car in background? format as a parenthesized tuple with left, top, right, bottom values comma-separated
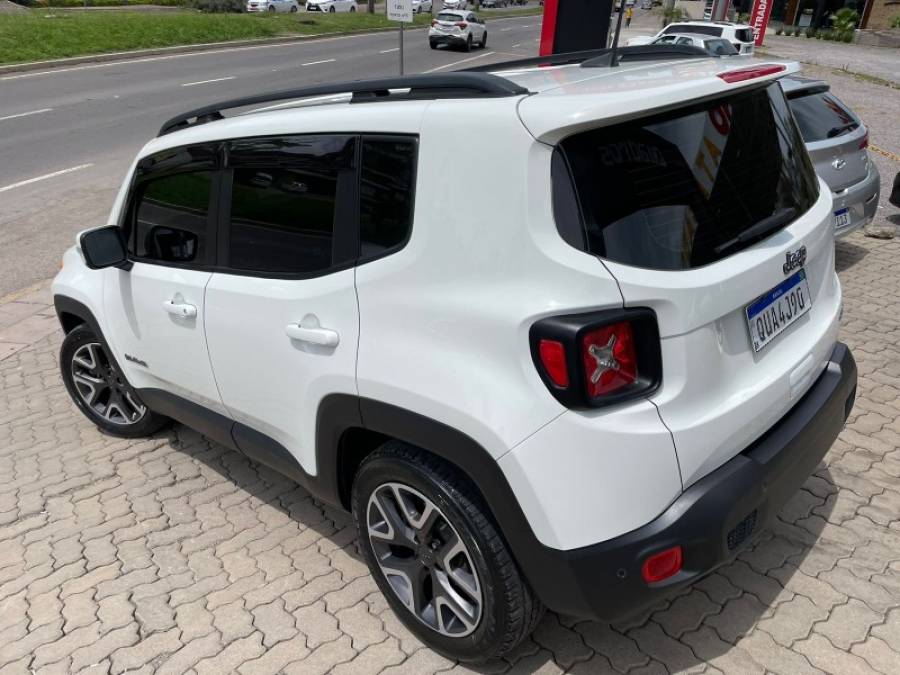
(782, 76, 880, 238)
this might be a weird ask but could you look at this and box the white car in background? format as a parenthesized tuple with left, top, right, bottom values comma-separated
(306, 0, 358, 11)
(441, 0, 468, 9)
(629, 20, 756, 54)
(246, 0, 298, 12)
(412, 0, 433, 12)
(429, 9, 487, 50)
(652, 33, 739, 56)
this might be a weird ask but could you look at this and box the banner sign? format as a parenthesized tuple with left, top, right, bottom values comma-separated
(749, 0, 773, 46)
(388, 0, 413, 23)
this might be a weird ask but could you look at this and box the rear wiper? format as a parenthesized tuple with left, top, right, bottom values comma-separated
(826, 122, 858, 138)
(714, 207, 797, 255)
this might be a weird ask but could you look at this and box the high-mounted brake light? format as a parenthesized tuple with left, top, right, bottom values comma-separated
(529, 308, 662, 410)
(717, 64, 786, 83)
(538, 340, 569, 388)
(581, 322, 638, 397)
(641, 546, 683, 584)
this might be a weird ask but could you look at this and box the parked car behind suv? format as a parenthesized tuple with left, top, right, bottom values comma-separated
(629, 20, 756, 54)
(54, 51, 856, 662)
(781, 75, 880, 238)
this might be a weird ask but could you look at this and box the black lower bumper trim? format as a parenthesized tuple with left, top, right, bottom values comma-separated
(526, 342, 857, 621)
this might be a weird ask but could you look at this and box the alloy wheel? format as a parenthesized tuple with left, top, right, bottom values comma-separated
(367, 482, 482, 637)
(71, 343, 146, 425)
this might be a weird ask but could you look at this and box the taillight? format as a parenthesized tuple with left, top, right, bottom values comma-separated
(456, 21, 468, 28)
(859, 133, 868, 150)
(538, 340, 569, 388)
(530, 308, 661, 409)
(717, 64, 785, 83)
(581, 322, 637, 397)
(431, 19, 437, 26)
(641, 546, 683, 584)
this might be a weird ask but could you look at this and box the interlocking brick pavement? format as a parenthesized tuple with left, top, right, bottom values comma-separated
(2, 70, 900, 675)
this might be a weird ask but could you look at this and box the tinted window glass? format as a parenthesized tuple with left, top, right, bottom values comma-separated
(133, 172, 212, 264)
(735, 28, 753, 42)
(554, 83, 818, 271)
(665, 24, 720, 36)
(227, 136, 354, 275)
(359, 137, 417, 260)
(788, 91, 859, 142)
(707, 38, 738, 55)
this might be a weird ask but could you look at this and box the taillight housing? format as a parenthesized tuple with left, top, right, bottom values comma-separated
(431, 19, 437, 26)
(859, 133, 868, 150)
(530, 308, 662, 409)
(456, 21, 468, 28)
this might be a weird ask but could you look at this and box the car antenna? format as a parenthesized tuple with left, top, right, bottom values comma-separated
(608, 0, 629, 67)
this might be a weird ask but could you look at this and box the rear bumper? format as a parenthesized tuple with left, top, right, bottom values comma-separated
(429, 33, 468, 45)
(525, 342, 856, 621)
(833, 163, 880, 238)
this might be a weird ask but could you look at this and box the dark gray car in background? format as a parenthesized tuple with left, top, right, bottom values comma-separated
(782, 76, 880, 238)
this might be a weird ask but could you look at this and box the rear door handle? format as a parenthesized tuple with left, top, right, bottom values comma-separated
(163, 300, 197, 318)
(285, 324, 340, 347)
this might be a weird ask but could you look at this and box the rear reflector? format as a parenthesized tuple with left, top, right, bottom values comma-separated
(581, 322, 637, 398)
(641, 546, 683, 584)
(717, 64, 786, 83)
(538, 340, 569, 388)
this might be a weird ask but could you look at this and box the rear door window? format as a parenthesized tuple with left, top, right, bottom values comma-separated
(224, 135, 356, 276)
(553, 82, 818, 271)
(787, 90, 860, 143)
(359, 136, 417, 261)
(665, 24, 721, 36)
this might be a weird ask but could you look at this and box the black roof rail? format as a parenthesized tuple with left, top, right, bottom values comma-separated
(463, 45, 709, 73)
(158, 72, 528, 137)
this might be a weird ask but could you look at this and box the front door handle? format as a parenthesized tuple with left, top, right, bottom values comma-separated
(285, 324, 340, 347)
(163, 299, 197, 318)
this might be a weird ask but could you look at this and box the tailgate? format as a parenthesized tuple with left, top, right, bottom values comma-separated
(548, 79, 843, 486)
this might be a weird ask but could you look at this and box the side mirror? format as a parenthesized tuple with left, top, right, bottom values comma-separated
(79, 226, 130, 270)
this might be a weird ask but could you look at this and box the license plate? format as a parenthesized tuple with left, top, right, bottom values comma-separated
(745, 270, 812, 353)
(834, 208, 851, 229)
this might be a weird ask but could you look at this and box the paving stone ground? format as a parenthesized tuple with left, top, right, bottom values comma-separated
(1, 57, 899, 675)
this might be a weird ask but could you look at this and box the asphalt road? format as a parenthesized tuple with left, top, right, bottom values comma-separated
(0, 15, 543, 298)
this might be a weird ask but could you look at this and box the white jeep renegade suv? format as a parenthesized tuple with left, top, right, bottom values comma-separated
(53, 48, 857, 661)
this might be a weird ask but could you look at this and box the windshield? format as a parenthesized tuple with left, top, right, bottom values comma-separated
(788, 91, 860, 142)
(552, 83, 818, 271)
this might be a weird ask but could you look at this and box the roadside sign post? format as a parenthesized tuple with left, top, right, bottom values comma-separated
(387, 0, 414, 75)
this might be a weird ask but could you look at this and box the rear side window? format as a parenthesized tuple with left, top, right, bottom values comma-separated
(132, 172, 213, 264)
(665, 24, 720, 36)
(707, 39, 738, 55)
(553, 82, 818, 271)
(787, 91, 860, 143)
(735, 28, 753, 42)
(359, 137, 417, 261)
(225, 135, 356, 275)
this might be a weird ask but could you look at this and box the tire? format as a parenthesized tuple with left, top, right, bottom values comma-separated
(349, 4, 355, 10)
(464, 34, 473, 51)
(480, 31, 487, 48)
(268, 4, 275, 10)
(329, 4, 335, 11)
(352, 442, 544, 663)
(290, 4, 298, 10)
(60, 325, 170, 438)
(430, 39, 438, 49)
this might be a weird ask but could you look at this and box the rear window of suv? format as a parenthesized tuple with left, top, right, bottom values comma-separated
(787, 90, 860, 143)
(552, 82, 818, 271)
(735, 28, 753, 42)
